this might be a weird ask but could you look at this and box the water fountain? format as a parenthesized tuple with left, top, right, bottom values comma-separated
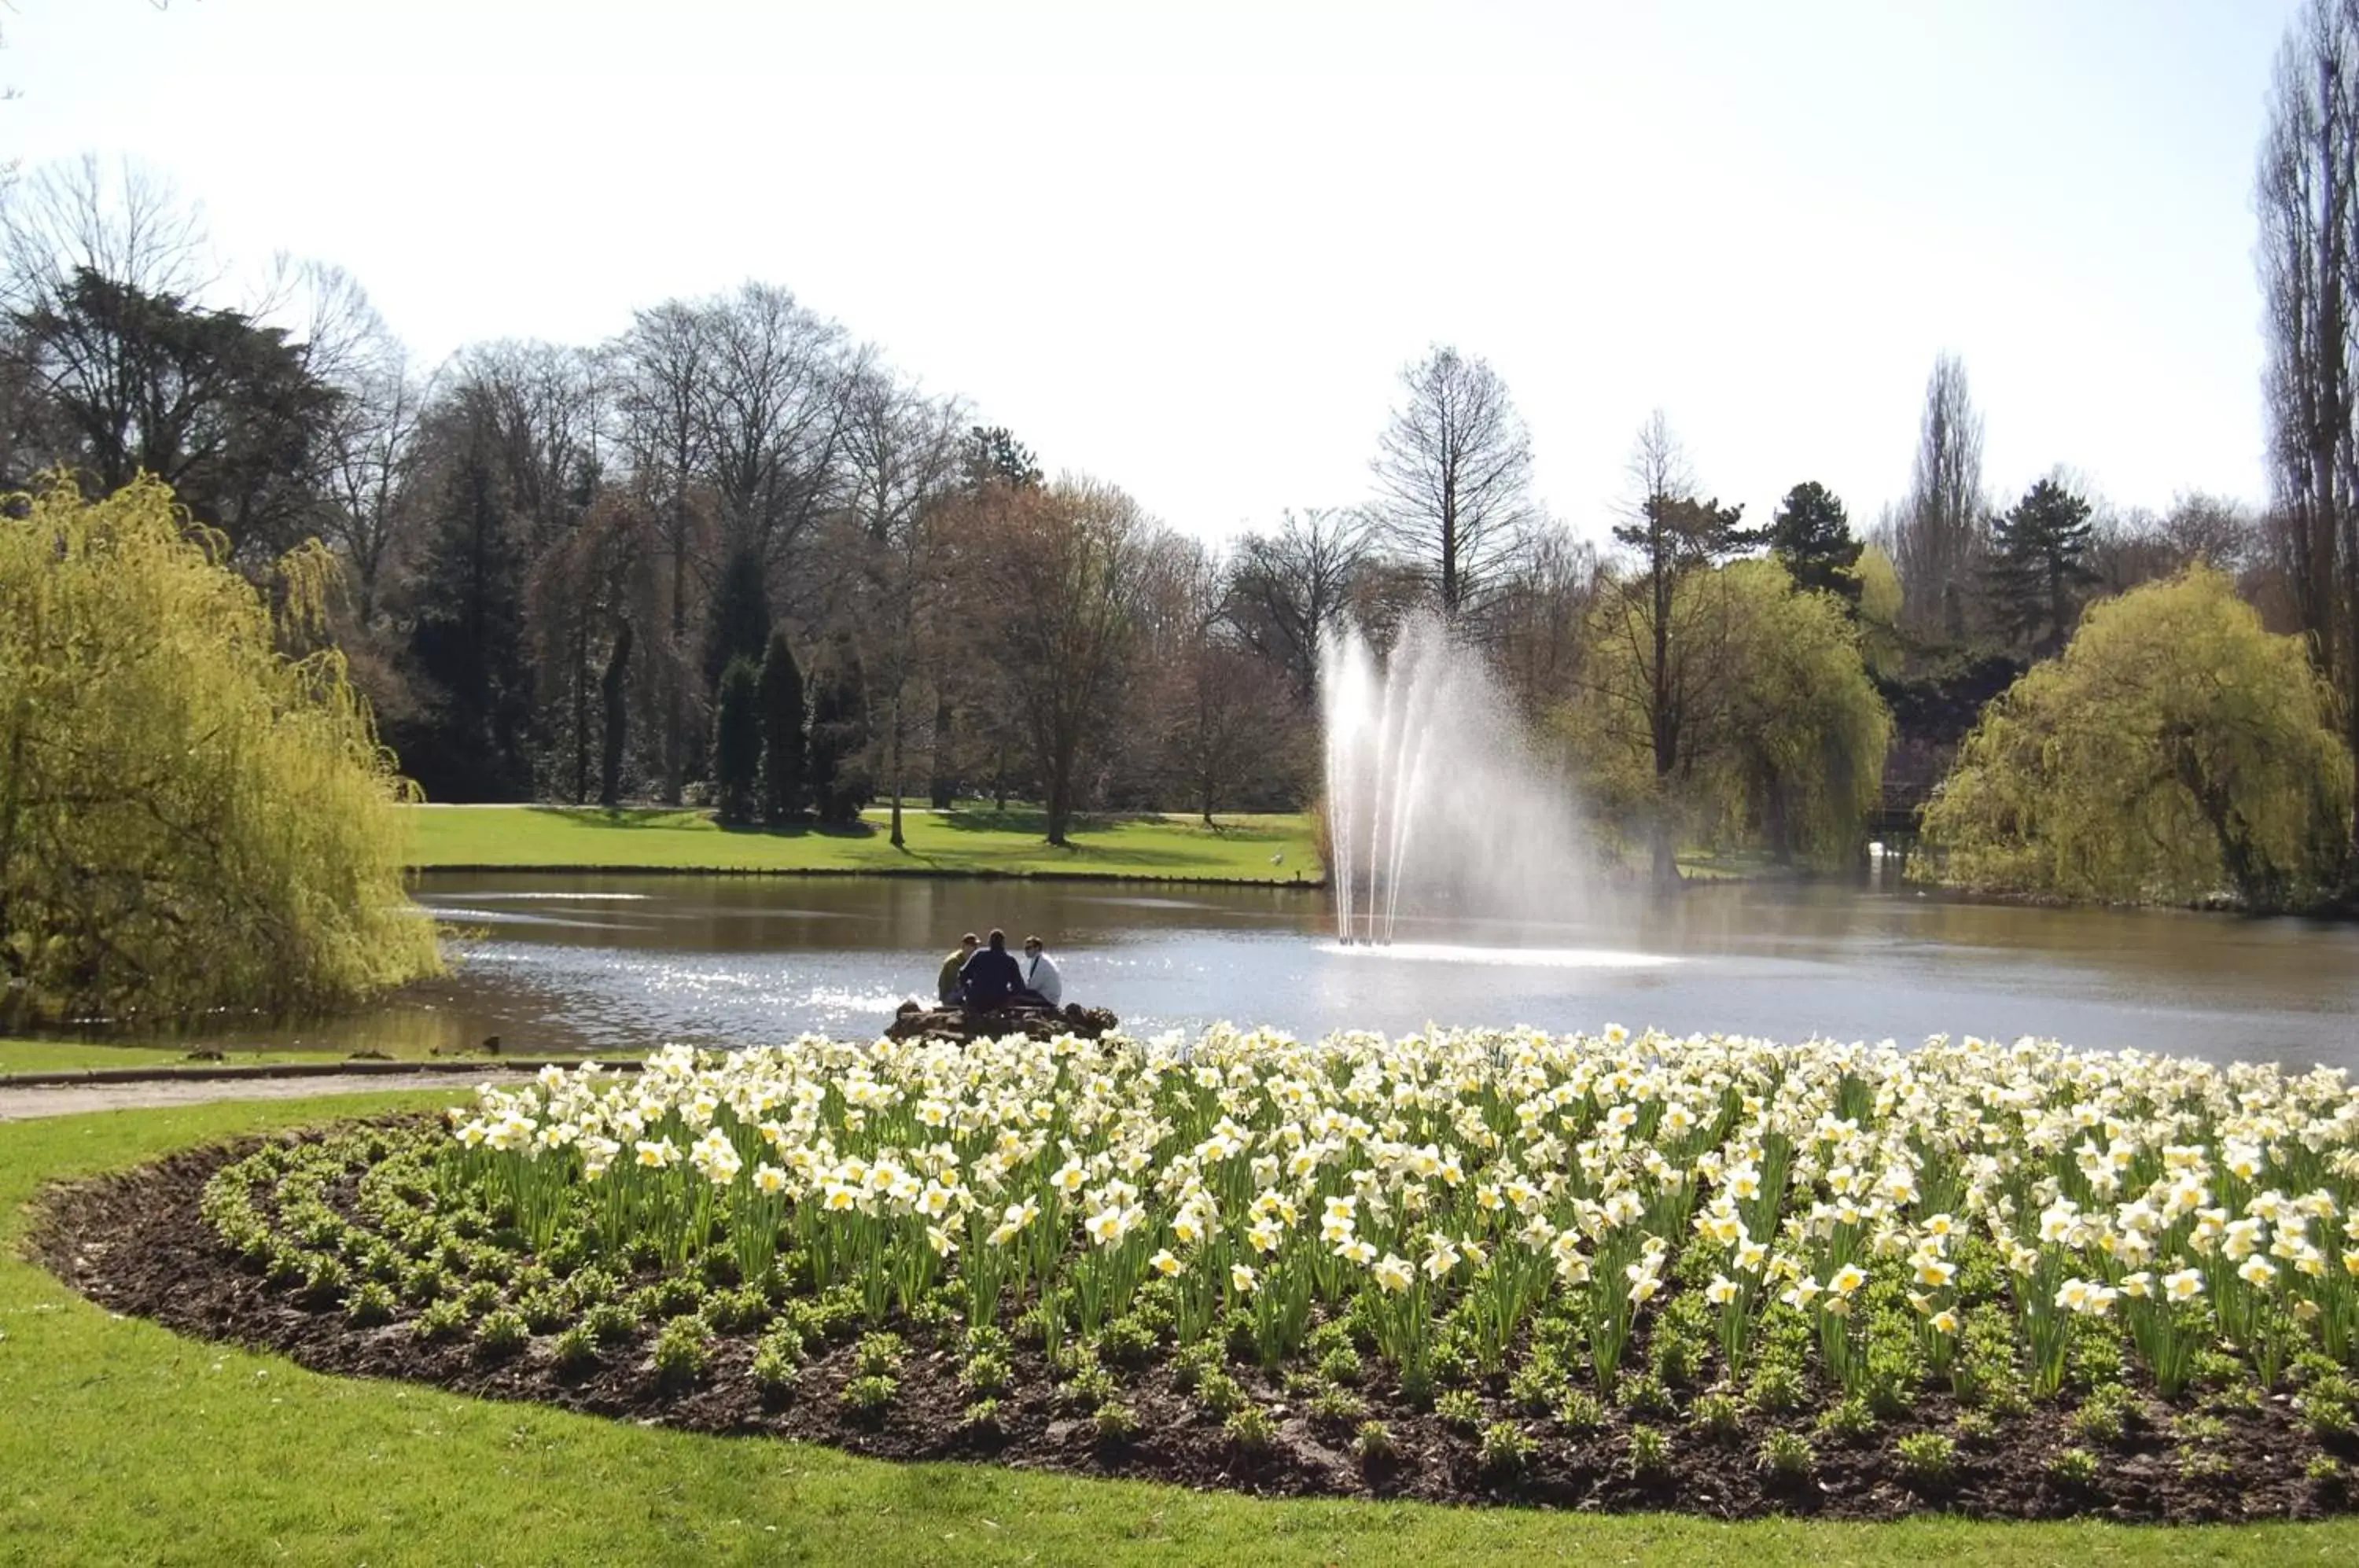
(1319, 615, 1606, 949)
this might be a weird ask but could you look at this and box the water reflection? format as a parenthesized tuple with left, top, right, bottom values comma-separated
(177, 874, 2359, 1071)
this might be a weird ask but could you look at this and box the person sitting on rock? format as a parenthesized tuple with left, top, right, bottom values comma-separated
(1014, 934, 1062, 1009)
(937, 932, 978, 1004)
(957, 928, 1023, 1010)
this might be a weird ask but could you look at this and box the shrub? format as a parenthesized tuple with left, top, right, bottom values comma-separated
(1308, 1385, 1368, 1430)
(2048, 1448, 2100, 1486)
(1224, 1403, 1276, 1453)
(842, 1375, 898, 1413)
(1479, 1421, 1536, 1476)
(1757, 1430, 1816, 1480)
(1093, 1402, 1139, 1443)
(854, 1332, 907, 1378)
(473, 1308, 529, 1359)
(412, 1299, 467, 1343)
(550, 1324, 599, 1373)
(652, 1316, 714, 1387)
(344, 1281, 398, 1328)
(1628, 1424, 1672, 1478)
(1556, 1390, 1606, 1431)
(1434, 1389, 1485, 1433)
(1690, 1391, 1743, 1437)
(1896, 1432, 1957, 1484)
(962, 1353, 1012, 1397)
(1353, 1419, 1397, 1462)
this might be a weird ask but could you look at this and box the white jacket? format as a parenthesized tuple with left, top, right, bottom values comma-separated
(1023, 950, 1063, 1006)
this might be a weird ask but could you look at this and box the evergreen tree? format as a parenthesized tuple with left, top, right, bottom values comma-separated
(701, 545, 772, 697)
(1766, 480, 1864, 609)
(1987, 478, 2098, 655)
(397, 392, 537, 801)
(710, 656, 763, 825)
(598, 619, 632, 808)
(758, 628, 807, 823)
(805, 636, 872, 827)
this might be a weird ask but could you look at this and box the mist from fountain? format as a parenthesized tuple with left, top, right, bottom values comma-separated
(1319, 615, 1604, 948)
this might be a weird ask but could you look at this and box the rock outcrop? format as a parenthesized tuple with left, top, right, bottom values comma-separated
(886, 999, 1118, 1044)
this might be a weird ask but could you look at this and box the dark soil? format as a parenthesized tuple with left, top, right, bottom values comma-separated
(26, 1133, 2357, 1522)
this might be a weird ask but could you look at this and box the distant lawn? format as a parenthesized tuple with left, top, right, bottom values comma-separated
(0, 1040, 364, 1075)
(6, 1095, 2355, 1566)
(406, 804, 1324, 882)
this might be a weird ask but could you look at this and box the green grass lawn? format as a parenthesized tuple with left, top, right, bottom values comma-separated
(405, 804, 1325, 882)
(0, 1040, 362, 1075)
(4, 1097, 2354, 1565)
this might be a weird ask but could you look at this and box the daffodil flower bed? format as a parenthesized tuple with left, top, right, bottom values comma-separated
(167, 1027, 2359, 1517)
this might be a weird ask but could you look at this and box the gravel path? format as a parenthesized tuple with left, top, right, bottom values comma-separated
(0, 1072, 522, 1123)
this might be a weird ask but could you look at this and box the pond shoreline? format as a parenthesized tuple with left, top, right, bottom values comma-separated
(413, 862, 1325, 889)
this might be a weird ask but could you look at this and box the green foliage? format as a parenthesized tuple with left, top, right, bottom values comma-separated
(700, 545, 772, 700)
(1627, 1423, 1673, 1477)
(1564, 558, 1890, 869)
(840, 1374, 898, 1413)
(1478, 1420, 1536, 1475)
(1352, 1419, 1397, 1462)
(757, 629, 806, 823)
(0, 478, 440, 1025)
(1223, 1402, 1277, 1452)
(1923, 566, 2352, 907)
(1896, 1432, 1957, 1484)
(2048, 1447, 2100, 1485)
(473, 1308, 529, 1359)
(1757, 1429, 1816, 1478)
(804, 633, 870, 827)
(1985, 477, 2097, 655)
(651, 1316, 714, 1386)
(1767, 481, 1864, 607)
(710, 656, 763, 826)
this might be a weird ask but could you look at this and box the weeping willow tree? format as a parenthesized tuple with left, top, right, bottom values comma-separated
(1562, 558, 1890, 870)
(0, 477, 442, 1025)
(1922, 566, 2351, 908)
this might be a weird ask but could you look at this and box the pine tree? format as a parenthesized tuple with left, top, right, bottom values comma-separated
(711, 656, 763, 826)
(399, 398, 537, 801)
(805, 636, 871, 827)
(758, 629, 807, 823)
(1987, 478, 2097, 656)
(701, 545, 772, 698)
(1766, 480, 1864, 609)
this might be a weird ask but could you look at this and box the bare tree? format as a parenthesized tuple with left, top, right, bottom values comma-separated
(2259, 0, 2359, 874)
(1599, 411, 1758, 885)
(985, 477, 1149, 845)
(1223, 506, 1371, 702)
(316, 344, 428, 626)
(613, 300, 716, 801)
(835, 366, 966, 846)
(1893, 352, 1989, 641)
(1368, 344, 1535, 621)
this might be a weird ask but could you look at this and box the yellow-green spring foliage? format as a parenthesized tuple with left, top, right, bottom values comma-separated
(1923, 565, 2351, 907)
(0, 478, 440, 1022)
(1562, 558, 1891, 868)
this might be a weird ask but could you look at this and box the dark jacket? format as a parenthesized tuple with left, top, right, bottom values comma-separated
(958, 946, 1023, 1007)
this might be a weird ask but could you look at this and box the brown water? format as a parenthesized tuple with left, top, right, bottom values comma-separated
(183, 872, 2359, 1073)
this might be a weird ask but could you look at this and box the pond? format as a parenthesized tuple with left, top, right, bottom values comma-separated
(215, 871, 2359, 1072)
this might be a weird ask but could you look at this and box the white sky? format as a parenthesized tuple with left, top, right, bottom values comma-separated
(3, 0, 2305, 544)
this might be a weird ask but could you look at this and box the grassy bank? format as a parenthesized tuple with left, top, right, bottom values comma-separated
(405, 805, 1323, 883)
(0, 1040, 363, 1075)
(4, 1096, 2354, 1565)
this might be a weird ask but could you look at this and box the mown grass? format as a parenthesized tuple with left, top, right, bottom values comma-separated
(0, 1040, 359, 1074)
(4, 1096, 2356, 1566)
(405, 804, 1323, 882)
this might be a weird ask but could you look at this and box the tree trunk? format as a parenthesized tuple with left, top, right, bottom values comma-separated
(888, 687, 906, 849)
